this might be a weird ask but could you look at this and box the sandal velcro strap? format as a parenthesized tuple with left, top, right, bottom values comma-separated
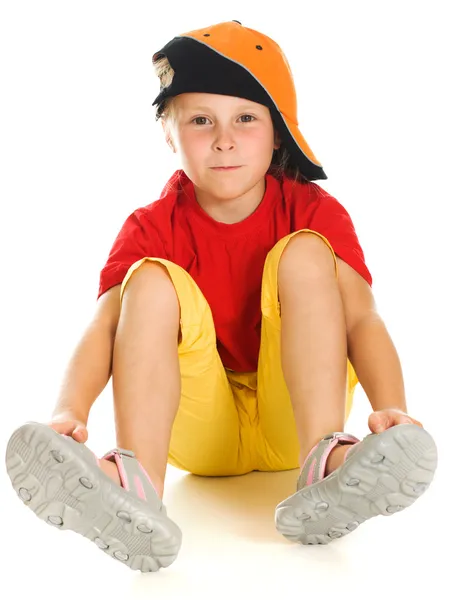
(297, 432, 360, 491)
(102, 448, 163, 513)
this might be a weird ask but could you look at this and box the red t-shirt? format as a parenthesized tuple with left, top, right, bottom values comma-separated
(98, 169, 372, 372)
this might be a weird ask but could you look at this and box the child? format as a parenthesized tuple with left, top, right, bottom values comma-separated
(5, 20, 438, 572)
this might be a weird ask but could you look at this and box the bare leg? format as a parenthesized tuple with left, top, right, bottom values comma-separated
(278, 233, 350, 475)
(100, 262, 181, 499)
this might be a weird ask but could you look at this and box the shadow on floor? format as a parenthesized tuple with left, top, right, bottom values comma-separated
(166, 467, 303, 543)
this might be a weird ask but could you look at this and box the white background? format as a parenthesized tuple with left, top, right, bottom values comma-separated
(1, 1, 448, 598)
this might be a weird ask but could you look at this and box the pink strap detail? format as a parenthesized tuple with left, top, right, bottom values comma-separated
(301, 441, 319, 468)
(318, 437, 360, 479)
(302, 434, 360, 484)
(134, 474, 147, 500)
(103, 451, 130, 491)
(306, 457, 317, 486)
(138, 463, 157, 492)
(318, 435, 360, 479)
(318, 439, 341, 480)
(101, 451, 158, 496)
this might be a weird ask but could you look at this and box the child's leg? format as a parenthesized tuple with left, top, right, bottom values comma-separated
(106, 257, 245, 498)
(110, 261, 182, 499)
(277, 231, 348, 467)
(257, 229, 357, 472)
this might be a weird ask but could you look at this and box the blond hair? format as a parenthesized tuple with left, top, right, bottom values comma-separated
(153, 56, 308, 184)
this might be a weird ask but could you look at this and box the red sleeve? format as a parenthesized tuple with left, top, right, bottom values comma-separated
(97, 209, 164, 300)
(308, 186, 373, 287)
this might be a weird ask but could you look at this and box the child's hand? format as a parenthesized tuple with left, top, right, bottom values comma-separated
(47, 412, 88, 443)
(368, 408, 423, 434)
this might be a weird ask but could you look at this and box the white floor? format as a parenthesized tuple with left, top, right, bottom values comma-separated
(2, 389, 446, 600)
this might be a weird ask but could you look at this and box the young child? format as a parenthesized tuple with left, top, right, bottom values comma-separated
(6, 20, 438, 572)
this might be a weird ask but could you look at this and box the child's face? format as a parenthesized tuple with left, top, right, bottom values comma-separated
(164, 92, 281, 198)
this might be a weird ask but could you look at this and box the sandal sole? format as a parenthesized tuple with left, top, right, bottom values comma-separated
(275, 424, 438, 544)
(5, 421, 182, 571)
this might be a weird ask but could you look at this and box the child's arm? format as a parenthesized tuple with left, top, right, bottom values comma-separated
(50, 284, 122, 426)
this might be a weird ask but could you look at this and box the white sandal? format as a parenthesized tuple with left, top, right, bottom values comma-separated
(5, 421, 182, 571)
(275, 424, 438, 544)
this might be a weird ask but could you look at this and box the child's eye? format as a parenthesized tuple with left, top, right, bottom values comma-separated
(192, 116, 209, 125)
(191, 115, 256, 125)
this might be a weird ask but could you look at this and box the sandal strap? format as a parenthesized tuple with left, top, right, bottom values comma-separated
(102, 448, 164, 513)
(297, 432, 360, 491)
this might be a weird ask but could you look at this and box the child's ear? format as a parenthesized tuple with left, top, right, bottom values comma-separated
(162, 120, 176, 152)
(274, 130, 282, 150)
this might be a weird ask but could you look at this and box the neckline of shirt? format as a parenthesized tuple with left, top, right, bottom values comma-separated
(179, 171, 281, 237)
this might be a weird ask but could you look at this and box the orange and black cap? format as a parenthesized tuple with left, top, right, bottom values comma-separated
(151, 20, 327, 181)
